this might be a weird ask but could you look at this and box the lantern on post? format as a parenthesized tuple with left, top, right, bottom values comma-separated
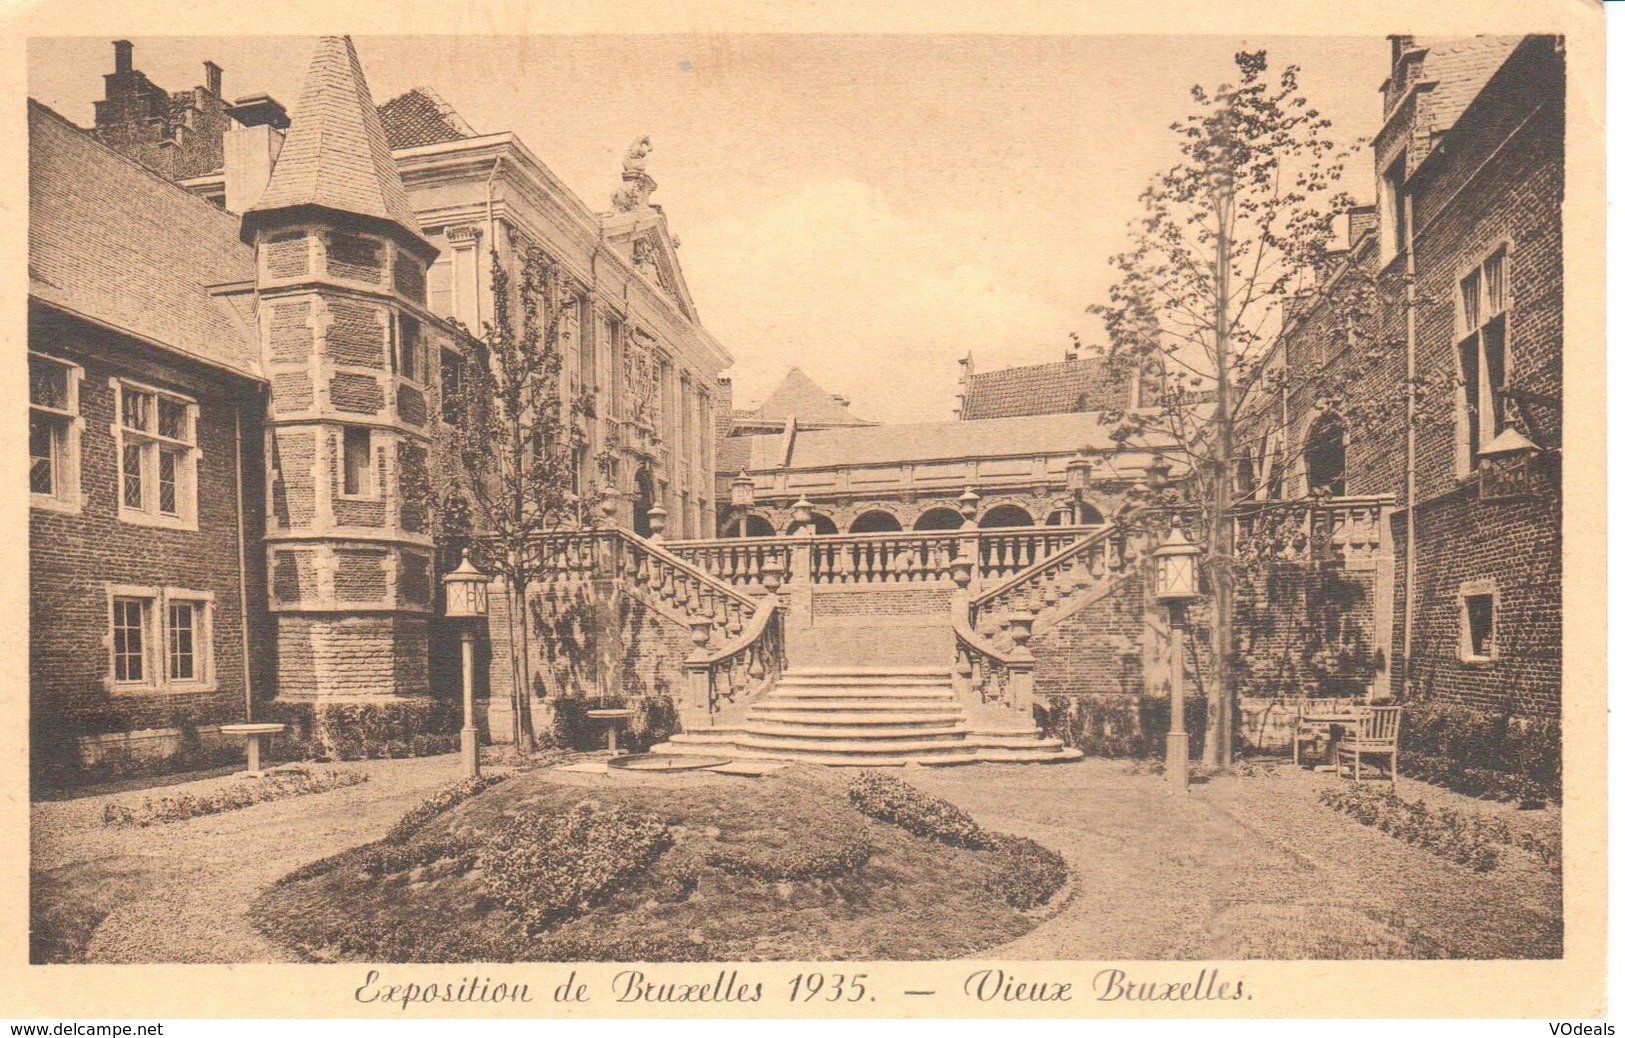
(1152, 516, 1202, 793)
(1065, 453, 1093, 525)
(1146, 452, 1172, 491)
(730, 471, 757, 509)
(442, 550, 491, 779)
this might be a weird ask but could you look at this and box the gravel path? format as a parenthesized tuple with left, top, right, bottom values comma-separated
(32, 754, 1561, 963)
(32, 756, 463, 963)
(905, 759, 1562, 960)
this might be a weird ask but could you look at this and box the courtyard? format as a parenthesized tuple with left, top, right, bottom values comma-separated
(30, 753, 1561, 964)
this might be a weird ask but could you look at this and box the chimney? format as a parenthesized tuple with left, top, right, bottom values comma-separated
(229, 93, 290, 129)
(204, 61, 223, 97)
(223, 96, 289, 214)
(113, 39, 132, 74)
(1389, 35, 1415, 71)
(1064, 347, 1078, 362)
(1346, 204, 1378, 248)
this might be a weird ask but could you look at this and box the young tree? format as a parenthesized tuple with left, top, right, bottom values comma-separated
(1089, 51, 1355, 767)
(427, 241, 600, 754)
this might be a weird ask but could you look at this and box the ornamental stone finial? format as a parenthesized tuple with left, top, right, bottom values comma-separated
(613, 136, 658, 211)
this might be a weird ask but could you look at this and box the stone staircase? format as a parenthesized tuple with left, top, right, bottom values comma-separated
(654, 666, 1080, 766)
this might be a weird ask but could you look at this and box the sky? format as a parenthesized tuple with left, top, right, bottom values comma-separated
(29, 34, 1390, 424)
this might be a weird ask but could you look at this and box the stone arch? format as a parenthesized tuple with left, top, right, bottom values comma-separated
(980, 503, 1035, 528)
(913, 507, 965, 531)
(1304, 412, 1347, 496)
(848, 509, 904, 534)
(786, 512, 838, 536)
(724, 513, 776, 538)
(1074, 501, 1106, 525)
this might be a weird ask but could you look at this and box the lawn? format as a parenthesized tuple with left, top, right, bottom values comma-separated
(30, 754, 1562, 963)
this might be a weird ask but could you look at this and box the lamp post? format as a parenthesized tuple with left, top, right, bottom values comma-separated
(1152, 516, 1202, 793)
(443, 549, 491, 779)
(1065, 453, 1093, 525)
(728, 470, 757, 537)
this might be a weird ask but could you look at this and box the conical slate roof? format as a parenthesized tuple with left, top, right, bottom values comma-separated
(249, 36, 423, 241)
(751, 367, 873, 427)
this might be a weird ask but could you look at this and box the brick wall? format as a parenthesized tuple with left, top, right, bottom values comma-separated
(1032, 572, 1145, 698)
(29, 314, 268, 748)
(1253, 38, 1562, 724)
(811, 587, 954, 618)
(273, 613, 429, 698)
(1393, 476, 1561, 717)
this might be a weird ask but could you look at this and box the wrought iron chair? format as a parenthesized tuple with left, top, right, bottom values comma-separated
(1334, 705, 1402, 783)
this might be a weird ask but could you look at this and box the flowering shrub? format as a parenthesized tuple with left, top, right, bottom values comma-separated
(848, 772, 1068, 909)
(705, 841, 873, 881)
(357, 836, 478, 878)
(848, 771, 990, 848)
(479, 803, 673, 934)
(385, 774, 509, 843)
(101, 767, 367, 828)
(988, 835, 1069, 910)
(1318, 784, 1499, 871)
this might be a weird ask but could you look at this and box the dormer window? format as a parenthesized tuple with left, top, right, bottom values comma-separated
(1379, 156, 1407, 264)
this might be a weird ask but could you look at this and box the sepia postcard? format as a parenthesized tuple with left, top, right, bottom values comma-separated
(1, 0, 1608, 1023)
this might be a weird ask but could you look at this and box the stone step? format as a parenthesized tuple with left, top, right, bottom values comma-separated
(740, 722, 974, 742)
(651, 740, 1081, 768)
(770, 690, 957, 703)
(747, 710, 966, 726)
(651, 741, 984, 768)
(783, 667, 952, 679)
(777, 675, 953, 688)
(753, 697, 960, 712)
(667, 732, 983, 756)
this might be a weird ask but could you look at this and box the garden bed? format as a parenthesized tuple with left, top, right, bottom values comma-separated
(251, 766, 1068, 962)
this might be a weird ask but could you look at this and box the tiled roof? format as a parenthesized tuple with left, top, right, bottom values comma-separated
(378, 86, 475, 150)
(250, 36, 423, 239)
(744, 367, 874, 427)
(959, 357, 1133, 420)
(1415, 37, 1522, 141)
(738, 410, 1181, 471)
(28, 100, 261, 380)
(715, 435, 756, 478)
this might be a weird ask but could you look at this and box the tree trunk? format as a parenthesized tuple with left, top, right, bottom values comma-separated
(505, 580, 535, 755)
(1204, 178, 1236, 769)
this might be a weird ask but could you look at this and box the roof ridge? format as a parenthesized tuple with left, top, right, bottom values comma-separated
(27, 98, 247, 236)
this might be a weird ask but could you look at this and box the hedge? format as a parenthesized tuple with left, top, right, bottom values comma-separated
(548, 694, 679, 752)
(265, 698, 460, 762)
(1034, 693, 1209, 758)
(1399, 700, 1560, 803)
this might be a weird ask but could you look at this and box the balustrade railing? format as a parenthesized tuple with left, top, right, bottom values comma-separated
(684, 597, 786, 721)
(1232, 495, 1393, 571)
(665, 536, 792, 593)
(951, 596, 1034, 714)
(528, 527, 785, 721)
(807, 531, 965, 585)
(664, 524, 1101, 590)
(970, 523, 1122, 638)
